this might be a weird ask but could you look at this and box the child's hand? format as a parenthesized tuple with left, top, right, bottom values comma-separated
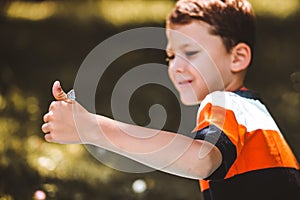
(41, 81, 97, 144)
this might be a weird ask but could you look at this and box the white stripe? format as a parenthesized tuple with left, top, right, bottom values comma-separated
(198, 91, 280, 132)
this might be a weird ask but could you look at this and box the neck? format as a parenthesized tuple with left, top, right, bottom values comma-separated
(224, 72, 246, 91)
(224, 79, 245, 92)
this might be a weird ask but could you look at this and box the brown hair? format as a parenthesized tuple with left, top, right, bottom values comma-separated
(167, 0, 256, 53)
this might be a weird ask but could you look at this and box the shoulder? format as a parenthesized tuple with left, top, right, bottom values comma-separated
(199, 90, 267, 113)
(198, 90, 280, 132)
(200, 90, 256, 109)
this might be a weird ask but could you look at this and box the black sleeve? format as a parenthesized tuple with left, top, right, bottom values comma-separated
(190, 124, 237, 180)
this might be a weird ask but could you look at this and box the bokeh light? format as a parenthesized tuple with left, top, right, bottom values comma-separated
(250, 0, 300, 18)
(5, 1, 57, 21)
(132, 179, 147, 194)
(4, 0, 300, 24)
(0, 0, 299, 199)
(33, 190, 46, 200)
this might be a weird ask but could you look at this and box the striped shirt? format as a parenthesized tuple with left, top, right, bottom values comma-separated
(192, 90, 300, 200)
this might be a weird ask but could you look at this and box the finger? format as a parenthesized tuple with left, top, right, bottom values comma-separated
(44, 134, 53, 142)
(41, 123, 51, 133)
(43, 111, 53, 122)
(49, 101, 57, 111)
(64, 98, 75, 104)
(52, 80, 68, 101)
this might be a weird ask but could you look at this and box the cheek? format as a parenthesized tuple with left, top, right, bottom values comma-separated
(193, 76, 209, 100)
(194, 58, 225, 91)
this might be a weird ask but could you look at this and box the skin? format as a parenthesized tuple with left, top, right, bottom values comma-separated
(167, 21, 250, 105)
(42, 20, 251, 180)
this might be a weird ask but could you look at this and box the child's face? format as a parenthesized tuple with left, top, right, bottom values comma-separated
(166, 21, 233, 105)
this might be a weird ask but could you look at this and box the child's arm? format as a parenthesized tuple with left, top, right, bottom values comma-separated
(42, 81, 222, 180)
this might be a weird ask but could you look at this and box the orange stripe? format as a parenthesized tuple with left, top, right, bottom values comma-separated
(194, 103, 242, 149)
(225, 129, 300, 179)
(199, 179, 210, 192)
(195, 103, 300, 190)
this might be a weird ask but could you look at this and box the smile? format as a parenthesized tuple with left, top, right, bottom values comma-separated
(178, 80, 193, 86)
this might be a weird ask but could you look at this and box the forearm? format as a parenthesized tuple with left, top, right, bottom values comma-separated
(42, 82, 221, 179)
(88, 114, 222, 180)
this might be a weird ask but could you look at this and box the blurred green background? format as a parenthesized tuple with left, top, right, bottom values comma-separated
(0, 0, 299, 199)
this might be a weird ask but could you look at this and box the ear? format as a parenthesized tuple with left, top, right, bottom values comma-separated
(230, 43, 252, 73)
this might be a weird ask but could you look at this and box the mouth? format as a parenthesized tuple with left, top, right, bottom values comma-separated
(178, 80, 193, 86)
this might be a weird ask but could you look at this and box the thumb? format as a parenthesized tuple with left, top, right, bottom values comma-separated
(52, 80, 68, 101)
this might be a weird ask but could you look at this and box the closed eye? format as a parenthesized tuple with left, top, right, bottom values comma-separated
(185, 51, 199, 57)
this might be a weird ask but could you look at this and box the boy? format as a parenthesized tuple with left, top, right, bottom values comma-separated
(42, 0, 300, 199)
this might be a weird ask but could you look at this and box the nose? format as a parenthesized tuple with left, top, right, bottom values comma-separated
(169, 55, 187, 73)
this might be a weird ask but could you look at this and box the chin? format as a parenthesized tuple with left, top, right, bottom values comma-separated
(180, 95, 200, 106)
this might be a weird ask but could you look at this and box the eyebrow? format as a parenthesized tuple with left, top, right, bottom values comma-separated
(166, 43, 201, 53)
